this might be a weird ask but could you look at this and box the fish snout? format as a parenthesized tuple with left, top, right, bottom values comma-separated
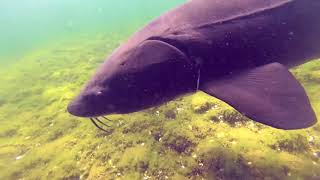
(67, 92, 116, 118)
(67, 96, 90, 117)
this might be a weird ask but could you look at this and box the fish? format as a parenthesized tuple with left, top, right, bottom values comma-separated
(67, 0, 320, 130)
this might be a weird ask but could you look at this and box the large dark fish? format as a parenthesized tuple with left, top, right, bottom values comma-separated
(68, 0, 320, 130)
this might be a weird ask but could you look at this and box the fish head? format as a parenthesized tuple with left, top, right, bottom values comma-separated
(67, 39, 196, 117)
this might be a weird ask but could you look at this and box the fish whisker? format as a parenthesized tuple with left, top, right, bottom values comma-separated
(89, 118, 110, 133)
(94, 117, 111, 127)
(101, 116, 112, 122)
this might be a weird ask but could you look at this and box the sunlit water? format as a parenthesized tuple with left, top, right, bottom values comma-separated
(0, 0, 184, 63)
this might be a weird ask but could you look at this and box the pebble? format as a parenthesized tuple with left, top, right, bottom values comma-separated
(15, 155, 24, 160)
(309, 136, 315, 143)
(231, 140, 237, 145)
(313, 151, 320, 158)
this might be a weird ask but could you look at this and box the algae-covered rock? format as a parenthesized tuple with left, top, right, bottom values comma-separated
(164, 109, 177, 119)
(216, 110, 251, 127)
(0, 128, 17, 138)
(272, 134, 311, 153)
(162, 123, 196, 153)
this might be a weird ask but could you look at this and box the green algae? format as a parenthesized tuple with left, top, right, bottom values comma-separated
(0, 33, 319, 180)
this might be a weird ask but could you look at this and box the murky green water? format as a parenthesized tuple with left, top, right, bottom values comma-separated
(0, 0, 319, 179)
(0, 0, 184, 63)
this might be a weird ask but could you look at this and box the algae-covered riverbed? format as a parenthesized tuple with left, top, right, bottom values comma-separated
(0, 32, 319, 179)
(1, 0, 320, 179)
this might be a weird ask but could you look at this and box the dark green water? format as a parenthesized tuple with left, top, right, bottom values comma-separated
(0, 0, 184, 62)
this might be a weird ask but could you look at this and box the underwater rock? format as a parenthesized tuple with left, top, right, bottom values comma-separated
(162, 132, 195, 153)
(163, 134, 194, 153)
(193, 102, 215, 114)
(212, 110, 250, 127)
(272, 134, 310, 153)
(164, 109, 176, 119)
(210, 116, 221, 123)
(0, 128, 17, 138)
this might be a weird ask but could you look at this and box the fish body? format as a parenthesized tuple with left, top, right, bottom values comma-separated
(68, 0, 320, 129)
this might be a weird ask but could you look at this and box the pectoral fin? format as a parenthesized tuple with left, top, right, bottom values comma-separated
(200, 63, 316, 130)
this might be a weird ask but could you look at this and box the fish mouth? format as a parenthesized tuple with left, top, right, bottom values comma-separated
(67, 101, 114, 133)
(67, 96, 114, 118)
(67, 102, 93, 117)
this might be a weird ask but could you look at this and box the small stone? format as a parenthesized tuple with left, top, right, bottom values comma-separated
(165, 109, 176, 119)
(176, 107, 183, 112)
(15, 155, 24, 160)
(313, 151, 320, 158)
(309, 136, 315, 144)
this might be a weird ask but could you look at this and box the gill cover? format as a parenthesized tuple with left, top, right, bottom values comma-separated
(105, 39, 196, 113)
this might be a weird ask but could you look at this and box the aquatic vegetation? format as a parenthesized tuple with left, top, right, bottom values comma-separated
(0, 33, 319, 180)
